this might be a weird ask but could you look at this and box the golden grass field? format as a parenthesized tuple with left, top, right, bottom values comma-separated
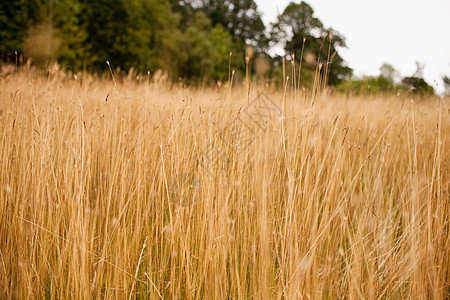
(0, 65, 449, 299)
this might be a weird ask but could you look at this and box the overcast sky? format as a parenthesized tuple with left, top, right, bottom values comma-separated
(256, 0, 450, 93)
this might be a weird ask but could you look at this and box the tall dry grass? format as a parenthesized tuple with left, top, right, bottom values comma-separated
(0, 65, 449, 299)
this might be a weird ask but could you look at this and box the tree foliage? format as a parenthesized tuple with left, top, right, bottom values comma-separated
(337, 62, 435, 96)
(52, 0, 89, 70)
(379, 63, 399, 83)
(337, 75, 397, 96)
(443, 76, 450, 95)
(197, 0, 267, 49)
(271, 1, 352, 86)
(178, 12, 234, 80)
(0, 0, 358, 87)
(80, 0, 162, 72)
(0, 0, 41, 61)
(402, 77, 434, 95)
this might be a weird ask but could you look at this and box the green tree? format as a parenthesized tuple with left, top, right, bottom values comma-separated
(168, 0, 196, 26)
(443, 76, 450, 95)
(79, 0, 151, 71)
(337, 75, 396, 96)
(197, 0, 267, 49)
(271, 1, 352, 86)
(50, 0, 90, 70)
(0, 0, 42, 62)
(400, 61, 434, 95)
(337, 63, 401, 96)
(78, 0, 182, 73)
(379, 63, 399, 83)
(180, 12, 234, 80)
(173, 0, 267, 79)
(140, 0, 185, 75)
(402, 77, 434, 95)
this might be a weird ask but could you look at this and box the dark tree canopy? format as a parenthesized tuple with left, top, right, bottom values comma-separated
(271, 1, 352, 86)
(80, 0, 170, 72)
(402, 77, 434, 95)
(0, 0, 41, 61)
(443, 76, 450, 95)
(0, 0, 359, 88)
(177, 12, 235, 79)
(197, 0, 267, 49)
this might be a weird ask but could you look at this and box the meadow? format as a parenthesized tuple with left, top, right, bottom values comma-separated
(0, 65, 449, 299)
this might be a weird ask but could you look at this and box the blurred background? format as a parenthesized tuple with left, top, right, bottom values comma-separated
(1, 0, 448, 95)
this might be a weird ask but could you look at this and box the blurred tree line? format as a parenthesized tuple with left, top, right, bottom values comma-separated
(0, 0, 356, 87)
(1, 0, 433, 93)
(338, 61, 435, 96)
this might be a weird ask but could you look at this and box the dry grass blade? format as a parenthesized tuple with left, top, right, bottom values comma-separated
(0, 67, 448, 299)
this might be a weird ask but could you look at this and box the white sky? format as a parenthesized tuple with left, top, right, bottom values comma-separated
(256, 0, 450, 93)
